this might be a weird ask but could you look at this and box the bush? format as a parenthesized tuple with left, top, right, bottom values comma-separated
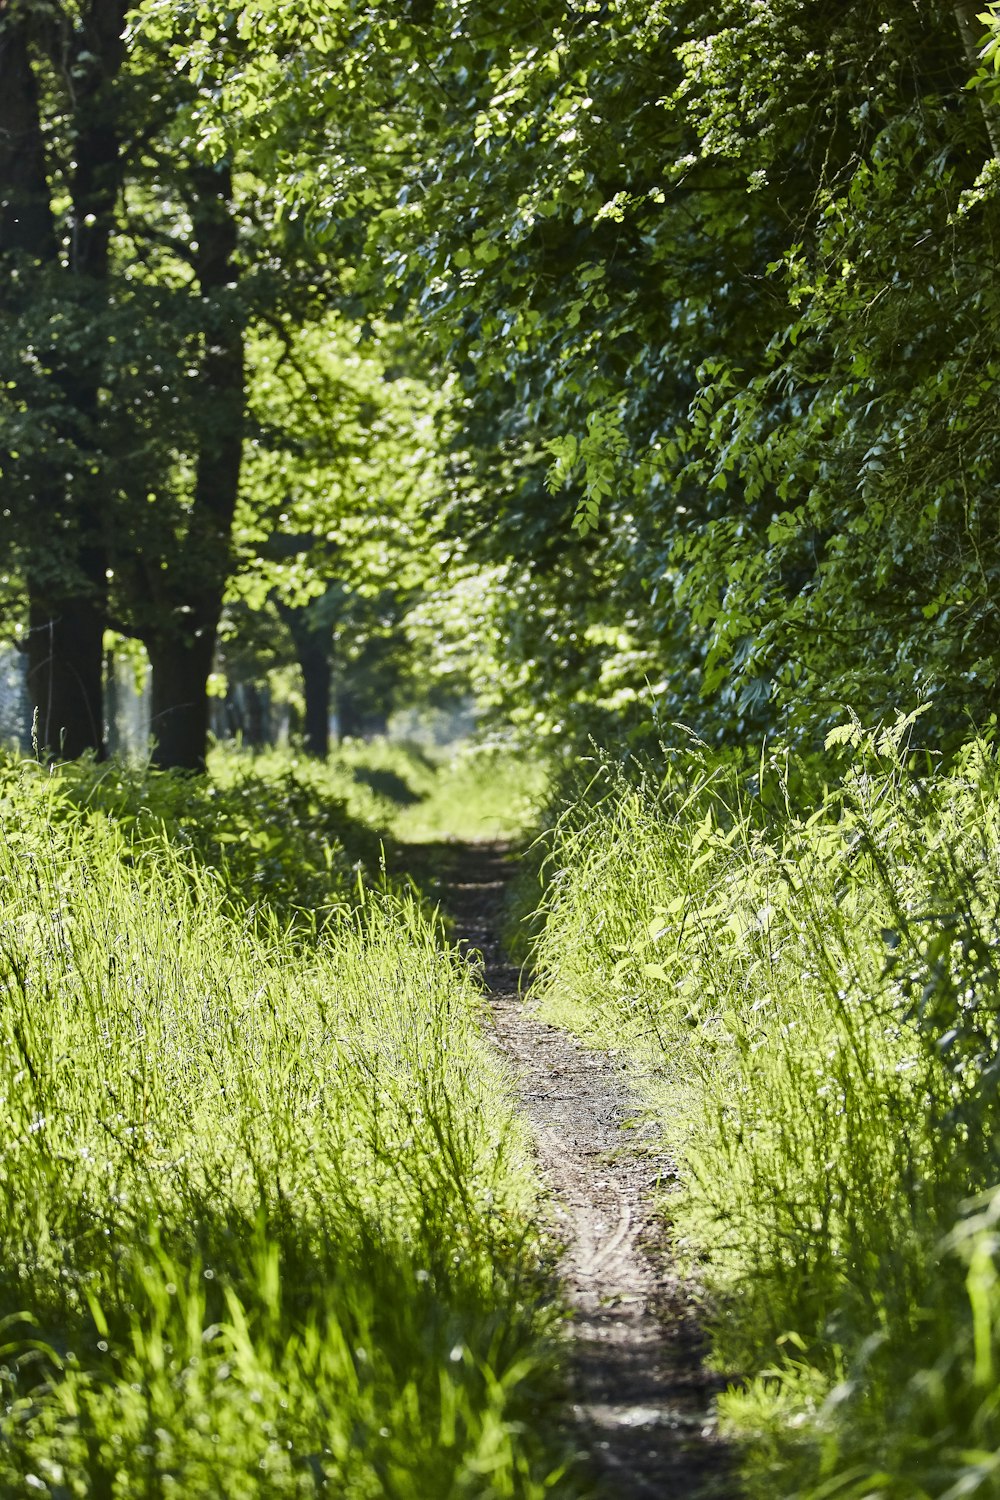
(13, 750, 387, 930)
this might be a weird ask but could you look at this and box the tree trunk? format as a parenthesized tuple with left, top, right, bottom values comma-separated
(240, 682, 271, 749)
(276, 600, 332, 758)
(148, 632, 216, 774)
(147, 162, 244, 772)
(1, 0, 127, 759)
(0, 9, 56, 258)
(954, 1, 1000, 159)
(337, 686, 364, 741)
(26, 584, 106, 759)
(299, 642, 331, 758)
(0, 7, 98, 759)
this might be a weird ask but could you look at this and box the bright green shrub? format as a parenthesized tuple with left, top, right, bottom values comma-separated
(11, 750, 386, 928)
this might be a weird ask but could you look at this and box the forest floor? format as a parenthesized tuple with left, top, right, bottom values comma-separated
(397, 838, 737, 1498)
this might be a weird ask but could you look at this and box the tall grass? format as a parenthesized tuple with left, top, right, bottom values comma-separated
(0, 760, 574, 1497)
(210, 740, 551, 845)
(34, 750, 385, 931)
(529, 715, 1000, 1497)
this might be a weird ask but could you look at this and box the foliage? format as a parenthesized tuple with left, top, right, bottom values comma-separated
(232, 316, 449, 613)
(26, 750, 385, 930)
(527, 719, 1000, 1495)
(308, 0, 1000, 748)
(0, 757, 575, 1496)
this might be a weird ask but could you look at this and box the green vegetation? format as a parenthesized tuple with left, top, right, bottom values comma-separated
(528, 716, 1000, 1495)
(7, 0, 1000, 1493)
(44, 751, 384, 930)
(0, 756, 573, 1497)
(205, 741, 550, 847)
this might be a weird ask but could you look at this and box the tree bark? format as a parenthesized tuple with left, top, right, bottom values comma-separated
(26, 589, 106, 758)
(147, 163, 244, 772)
(337, 686, 365, 740)
(0, 7, 56, 258)
(0, 5, 91, 758)
(148, 631, 216, 774)
(1, 0, 127, 759)
(299, 642, 331, 758)
(276, 600, 332, 758)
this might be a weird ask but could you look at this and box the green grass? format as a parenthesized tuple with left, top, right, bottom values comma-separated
(390, 744, 549, 845)
(0, 757, 577, 1497)
(527, 716, 1000, 1498)
(46, 749, 386, 930)
(209, 740, 551, 845)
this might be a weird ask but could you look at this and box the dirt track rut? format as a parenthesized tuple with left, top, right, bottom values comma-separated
(406, 838, 735, 1498)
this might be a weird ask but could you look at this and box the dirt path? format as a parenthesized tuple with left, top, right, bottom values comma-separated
(401, 839, 735, 1498)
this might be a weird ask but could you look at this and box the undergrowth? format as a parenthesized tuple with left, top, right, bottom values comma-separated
(42, 751, 384, 930)
(211, 740, 551, 845)
(0, 757, 575, 1497)
(528, 711, 1000, 1498)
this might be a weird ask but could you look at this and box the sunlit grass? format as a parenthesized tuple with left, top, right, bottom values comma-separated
(388, 745, 551, 844)
(0, 759, 575, 1497)
(528, 719, 1000, 1497)
(210, 740, 551, 845)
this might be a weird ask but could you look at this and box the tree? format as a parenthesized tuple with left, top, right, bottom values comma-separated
(346, 0, 1000, 749)
(0, 4, 419, 770)
(0, 0, 127, 758)
(121, 158, 246, 772)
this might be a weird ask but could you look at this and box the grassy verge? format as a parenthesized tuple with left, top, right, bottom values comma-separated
(206, 739, 551, 845)
(528, 715, 1000, 1497)
(0, 756, 574, 1497)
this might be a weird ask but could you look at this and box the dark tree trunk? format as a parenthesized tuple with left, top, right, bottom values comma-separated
(148, 632, 216, 775)
(0, 7, 93, 759)
(300, 645, 331, 758)
(225, 681, 271, 749)
(0, 10, 56, 258)
(26, 561, 107, 760)
(25, 551, 108, 760)
(276, 600, 332, 758)
(147, 163, 244, 772)
(1, 0, 127, 759)
(245, 683, 271, 749)
(337, 686, 364, 741)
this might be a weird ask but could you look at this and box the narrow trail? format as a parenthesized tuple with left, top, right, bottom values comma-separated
(400, 838, 735, 1499)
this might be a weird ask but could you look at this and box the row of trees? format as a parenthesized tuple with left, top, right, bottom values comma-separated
(0, 0, 448, 768)
(5, 1, 1000, 764)
(359, 0, 1000, 750)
